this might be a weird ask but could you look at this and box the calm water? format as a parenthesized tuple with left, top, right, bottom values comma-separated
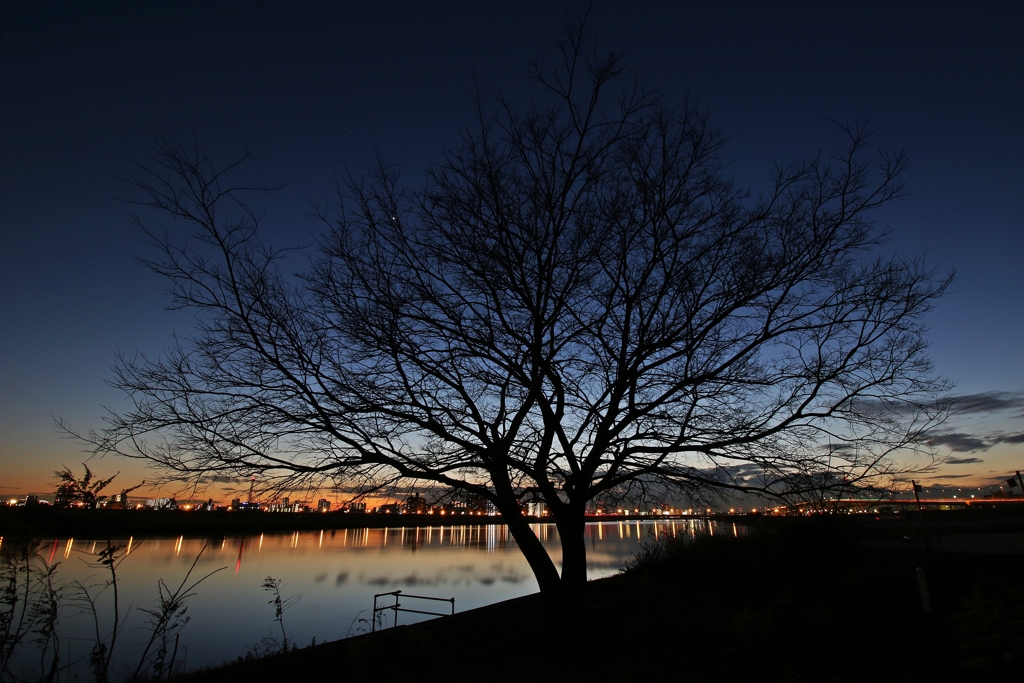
(4, 519, 718, 677)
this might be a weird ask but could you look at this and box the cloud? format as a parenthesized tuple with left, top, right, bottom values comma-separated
(850, 397, 944, 417)
(849, 391, 1024, 423)
(950, 391, 1024, 416)
(927, 432, 990, 453)
(926, 429, 1024, 454)
(944, 456, 984, 465)
(923, 474, 974, 480)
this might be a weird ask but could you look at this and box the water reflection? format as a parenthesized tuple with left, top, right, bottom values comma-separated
(5, 520, 717, 677)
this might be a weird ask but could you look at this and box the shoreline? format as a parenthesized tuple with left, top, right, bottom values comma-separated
(3, 505, 1024, 540)
(0, 506, 516, 538)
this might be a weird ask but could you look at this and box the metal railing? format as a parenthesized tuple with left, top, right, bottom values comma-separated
(371, 590, 455, 631)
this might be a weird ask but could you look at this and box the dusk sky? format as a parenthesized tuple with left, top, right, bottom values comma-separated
(2, 1, 1022, 500)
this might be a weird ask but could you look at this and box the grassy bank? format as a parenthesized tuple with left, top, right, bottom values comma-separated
(179, 516, 1024, 682)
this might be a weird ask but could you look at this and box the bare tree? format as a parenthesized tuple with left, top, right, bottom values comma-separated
(53, 464, 119, 509)
(67, 24, 951, 599)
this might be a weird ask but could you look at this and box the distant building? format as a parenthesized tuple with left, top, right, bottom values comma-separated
(266, 497, 311, 512)
(404, 494, 427, 514)
(465, 493, 495, 515)
(54, 484, 76, 508)
(437, 502, 469, 515)
(525, 501, 546, 517)
(318, 499, 331, 512)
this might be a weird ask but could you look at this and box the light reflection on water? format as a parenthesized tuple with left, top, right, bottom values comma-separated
(10, 520, 715, 675)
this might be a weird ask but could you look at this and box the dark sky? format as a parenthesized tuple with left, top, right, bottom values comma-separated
(2, 1, 1022, 496)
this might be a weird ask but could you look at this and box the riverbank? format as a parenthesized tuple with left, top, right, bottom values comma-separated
(179, 518, 1024, 682)
(0, 506, 513, 538)
(5, 503, 1023, 541)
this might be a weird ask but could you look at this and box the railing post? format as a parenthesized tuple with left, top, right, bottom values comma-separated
(370, 590, 455, 632)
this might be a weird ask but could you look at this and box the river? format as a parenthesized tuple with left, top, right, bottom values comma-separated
(1, 519, 720, 679)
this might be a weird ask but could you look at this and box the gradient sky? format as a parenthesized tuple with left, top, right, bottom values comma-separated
(2, 1, 1022, 500)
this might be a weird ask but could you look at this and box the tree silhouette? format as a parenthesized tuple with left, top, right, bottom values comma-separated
(53, 464, 119, 509)
(68, 23, 951, 598)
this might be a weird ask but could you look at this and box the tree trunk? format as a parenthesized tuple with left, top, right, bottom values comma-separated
(497, 503, 562, 596)
(557, 509, 589, 585)
(554, 503, 588, 593)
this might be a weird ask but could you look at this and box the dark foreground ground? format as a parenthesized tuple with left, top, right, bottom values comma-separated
(180, 518, 1024, 683)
